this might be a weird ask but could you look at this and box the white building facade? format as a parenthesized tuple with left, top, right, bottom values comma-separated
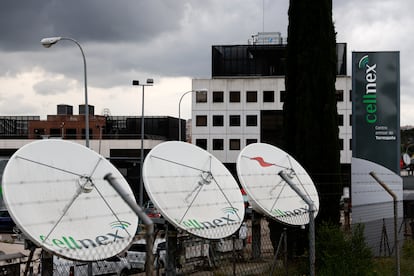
(191, 76, 352, 165)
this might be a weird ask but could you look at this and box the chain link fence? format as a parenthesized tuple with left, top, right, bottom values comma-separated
(1, 214, 296, 275)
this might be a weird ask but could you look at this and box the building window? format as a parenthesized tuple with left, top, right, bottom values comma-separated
(338, 114, 344, 126)
(34, 128, 45, 138)
(280, 90, 286, 102)
(212, 91, 224, 103)
(339, 138, 344, 150)
(213, 139, 224, 150)
(349, 139, 352, 150)
(229, 91, 240, 103)
(336, 90, 344, 102)
(349, 114, 352, 126)
(246, 139, 257, 145)
(50, 128, 61, 137)
(263, 91, 275, 102)
(196, 115, 207, 126)
(246, 115, 257, 126)
(349, 90, 352, 102)
(196, 139, 207, 150)
(229, 139, 240, 150)
(246, 91, 257, 102)
(196, 90, 207, 103)
(66, 128, 77, 139)
(212, 115, 224, 126)
(229, 115, 240, 126)
(81, 128, 91, 139)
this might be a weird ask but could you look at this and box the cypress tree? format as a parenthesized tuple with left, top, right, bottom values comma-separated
(283, 0, 342, 223)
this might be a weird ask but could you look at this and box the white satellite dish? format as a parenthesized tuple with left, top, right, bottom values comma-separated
(2, 140, 138, 261)
(143, 141, 244, 239)
(236, 143, 319, 226)
(403, 153, 411, 166)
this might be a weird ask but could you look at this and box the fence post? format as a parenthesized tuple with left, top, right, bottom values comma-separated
(369, 171, 400, 276)
(165, 222, 177, 276)
(279, 171, 316, 276)
(251, 211, 262, 259)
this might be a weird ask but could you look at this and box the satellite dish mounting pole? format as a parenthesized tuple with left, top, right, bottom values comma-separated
(104, 173, 154, 276)
(279, 171, 316, 276)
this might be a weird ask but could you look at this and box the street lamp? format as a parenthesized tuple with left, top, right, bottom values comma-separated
(178, 89, 208, 142)
(132, 79, 154, 207)
(41, 37, 90, 148)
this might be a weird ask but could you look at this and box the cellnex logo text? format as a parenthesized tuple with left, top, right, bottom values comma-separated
(180, 207, 240, 230)
(358, 55, 378, 124)
(39, 221, 130, 250)
(271, 207, 309, 218)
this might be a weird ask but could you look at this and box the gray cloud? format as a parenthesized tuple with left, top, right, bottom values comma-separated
(33, 78, 75, 95)
(2, 0, 414, 124)
(0, 0, 289, 88)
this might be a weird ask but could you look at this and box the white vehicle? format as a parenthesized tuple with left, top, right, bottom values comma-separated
(125, 238, 166, 272)
(124, 239, 146, 271)
(53, 255, 131, 276)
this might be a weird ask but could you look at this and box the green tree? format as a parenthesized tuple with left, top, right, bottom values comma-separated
(283, 0, 342, 223)
(316, 223, 373, 276)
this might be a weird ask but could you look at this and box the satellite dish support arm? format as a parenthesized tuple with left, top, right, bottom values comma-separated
(278, 170, 316, 276)
(104, 173, 154, 276)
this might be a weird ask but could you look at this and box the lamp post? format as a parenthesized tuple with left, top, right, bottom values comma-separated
(178, 89, 208, 142)
(41, 37, 90, 148)
(132, 79, 154, 207)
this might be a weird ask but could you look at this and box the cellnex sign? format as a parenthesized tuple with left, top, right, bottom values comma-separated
(39, 221, 131, 250)
(179, 207, 241, 230)
(271, 206, 309, 218)
(358, 55, 378, 124)
(352, 51, 400, 174)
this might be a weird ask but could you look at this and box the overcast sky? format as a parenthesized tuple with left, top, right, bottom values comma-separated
(1, 0, 413, 125)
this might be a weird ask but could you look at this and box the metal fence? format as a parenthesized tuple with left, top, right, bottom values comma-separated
(1, 215, 294, 276)
(3, 215, 414, 275)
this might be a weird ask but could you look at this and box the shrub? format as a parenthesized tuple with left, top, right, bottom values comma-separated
(316, 223, 373, 276)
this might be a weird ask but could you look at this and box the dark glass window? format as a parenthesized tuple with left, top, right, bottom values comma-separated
(196, 115, 207, 126)
(246, 91, 257, 102)
(81, 128, 91, 139)
(339, 138, 344, 150)
(229, 115, 240, 126)
(349, 90, 352, 102)
(50, 128, 61, 137)
(246, 115, 258, 126)
(212, 115, 224, 126)
(349, 139, 352, 150)
(34, 128, 45, 138)
(336, 90, 344, 102)
(229, 91, 240, 102)
(246, 139, 257, 145)
(261, 110, 283, 146)
(66, 128, 77, 139)
(338, 114, 344, 126)
(212, 91, 224, 103)
(349, 114, 352, 126)
(263, 91, 275, 102)
(280, 90, 286, 102)
(229, 139, 240, 150)
(196, 91, 207, 103)
(196, 139, 207, 150)
(213, 139, 224, 150)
